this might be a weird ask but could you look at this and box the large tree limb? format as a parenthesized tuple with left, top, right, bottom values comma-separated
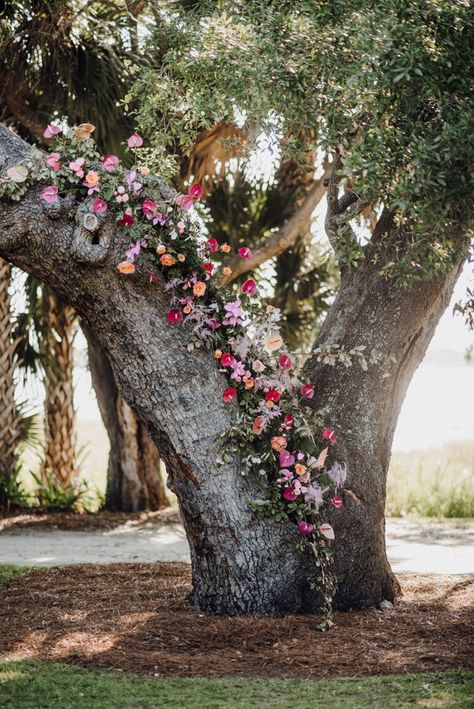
(223, 160, 331, 283)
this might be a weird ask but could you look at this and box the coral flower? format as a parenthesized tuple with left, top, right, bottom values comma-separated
(156, 245, 166, 255)
(43, 123, 61, 139)
(331, 496, 343, 509)
(92, 198, 107, 214)
(84, 170, 99, 188)
(278, 354, 292, 370)
(265, 389, 280, 403)
(282, 487, 297, 502)
(220, 352, 236, 367)
(74, 123, 95, 140)
(193, 281, 206, 297)
(178, 254, 186, 262)
(244, 378, 254, 389)
(166, 308, 182, 323)
(101, 154, 120, 172)
(221, 243, 231, 253)
(271, 436, 287, 452)
(206, 238, 219, 252)
(117, 261, 135, 274)
(223, 386, 237, 403)
(241, 278, 257, 296)
(183, 305, 192, 314)
(239, 246, 253, 260)
(295, 464, 307, 477)
(46, 152, 61, 170)
(298, 521, 314, 536)
(300, 384, 315, 399)
(322, 428, 337, 444)
(40, 185, 59, 203)
(160, 254, 176, 267)
(127, 133, 143, 148)
(252, 416, 265, 434)
(214, 349, 222, 359)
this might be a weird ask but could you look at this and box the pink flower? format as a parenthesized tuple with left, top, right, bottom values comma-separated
(282, 487, 297, 502)
(118, 210, 134, 227)
(189, 183, 202, 200)
(239, 246, 253, 260)
(127, 133, 143, 148)
(69, 157, 85, 178)
(241, 278, 257, 296)
(220, 352, 236, 367)
(142, 199, 158, 217)
(46, 152, 61, 170)
(279, 450, 295, 468)
(203, 262, 214, 275)
(298, 521, 314, 535)
(223, 300, 246, 326)
(125, 239, 147, 262)
(300, 384, 315, 399)
(223, 386, 237, 403)
(206, 238, 219, 252)
(331, 496, 343, 509)
(282, 414, 294, 430)
(40, 185, 59, 203)
(166, 309, 182, 324)
(92, 198, 107, 214)
(175, 193, 194, 211)
(101, 154, 120, 172)
(43, 124, 61, 139)
(278, 354, 292, 370)
(322, 428, 337, 444)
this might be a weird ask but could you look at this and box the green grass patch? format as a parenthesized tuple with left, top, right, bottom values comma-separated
(387, 440, 474, 518)
(0, 564, 32, 587)
(0, 659, 472, 708)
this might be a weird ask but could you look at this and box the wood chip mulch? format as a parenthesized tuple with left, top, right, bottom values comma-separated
(0, 563, 472, 679)
(0, 508, 180, 533)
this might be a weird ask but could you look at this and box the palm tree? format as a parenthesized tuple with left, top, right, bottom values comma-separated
(0, 258, 20, 478)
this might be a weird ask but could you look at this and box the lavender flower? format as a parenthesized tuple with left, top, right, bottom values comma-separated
(303, 482, 324, 509)
(327, 462, 347, 488)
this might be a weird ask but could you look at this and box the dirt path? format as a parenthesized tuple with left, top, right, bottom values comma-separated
(0, 516, 473, 574)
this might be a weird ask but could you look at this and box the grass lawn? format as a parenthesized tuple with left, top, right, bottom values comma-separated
(0, 659, 472, 709)
(0, 564, 32, 586)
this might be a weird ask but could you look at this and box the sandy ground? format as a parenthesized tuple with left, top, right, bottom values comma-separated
(0, 517, 473, 574)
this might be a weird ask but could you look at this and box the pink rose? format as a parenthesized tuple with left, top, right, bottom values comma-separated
(101, 154, 120, 172)
(92, 198, 107, 214)
(40, 185, 59, 203)
(43, 124, 61, 139)
(45, 152, 61, 170)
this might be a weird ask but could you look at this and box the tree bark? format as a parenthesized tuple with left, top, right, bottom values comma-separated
(83, 325, 169, 511)
(0, 258, 20, 478)
(0, 125, 467, 615)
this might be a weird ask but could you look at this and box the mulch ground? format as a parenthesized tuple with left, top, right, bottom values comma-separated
(0, 563, 472, 679)
(0, 508, 180, 533)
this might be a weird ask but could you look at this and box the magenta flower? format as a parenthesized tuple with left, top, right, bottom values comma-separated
(40, 185, 59, 203)
(206, 238, 219, 252)
(45, 152, 61, 170)
(43, 124, 61, 139)
(166, 308, 182, 324)
(142, 199, 158, 217)
(92, 198, 108, 214)
(241, 278, 257, 296)
(278, 354, 292, 370)
(322, 428, 337, 444)
(101, 154, 120, 172)
(189, 183, 203, 200)
(223, 300, 246, 326)
(176, 183, 203, 211)
(282, 487, 297, 502)
(127, 133, 143, 148)
(279, 449, 295, 468)
(298, 521, 314, 536)
(300, 384, 315, 399)
(331, 496, 343, 509)
(239, 246, 253, 260)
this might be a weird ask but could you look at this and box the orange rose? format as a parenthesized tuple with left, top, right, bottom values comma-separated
(222, 267, 232, 277)
(74, 123, 95, 140)
(244, 378, 254, 389)
(221, 243, 231, 253)
(84, 170, 99, 188)
(271, 436, 287, 452)
(214, 349, 223, 359)
(183, 305, 192, 314)
(156, 245, 166, 255)
(295, 464, 307, 477)
(117, 261, 135, 274)
(160, 254, 176, 267)
(177, 254, 186, 262)
(193, 281, 206, 297)
(252, 416, 265, 435)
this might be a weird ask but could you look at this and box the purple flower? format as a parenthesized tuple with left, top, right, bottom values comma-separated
(303, 482, 324, 509)
(223, 300, 246, 326)
(279, 449, 295, 468)
(327, 462, 347, 488)
(125, 239, 147, 262)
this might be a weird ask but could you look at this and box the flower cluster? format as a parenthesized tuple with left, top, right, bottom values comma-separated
(1, 121, 345, 626)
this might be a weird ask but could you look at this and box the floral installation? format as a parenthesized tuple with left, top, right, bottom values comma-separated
(1, 121, 346, 627)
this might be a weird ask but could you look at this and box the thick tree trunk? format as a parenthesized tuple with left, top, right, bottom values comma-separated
(0, 258, 20, 477)
(83, 325, 169, 511)
(0, 126, 466, 615)
(305, 251, 464, 609)
(40, 290, 78, 488)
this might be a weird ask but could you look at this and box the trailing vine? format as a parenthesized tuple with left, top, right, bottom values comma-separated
(1, 122, 346, 627)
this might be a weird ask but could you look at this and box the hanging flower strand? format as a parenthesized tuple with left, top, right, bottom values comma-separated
(1, 122, 345, 628)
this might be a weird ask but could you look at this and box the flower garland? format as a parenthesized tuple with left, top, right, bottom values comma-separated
(1, 121, 346, 627)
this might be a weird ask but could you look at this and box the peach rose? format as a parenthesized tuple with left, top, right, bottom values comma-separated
(74, 123, 95, 140)
(244, 378, 254, 389)
(156, 245, 166, 255)
(84, 170, 99, 188)
(214, 349, 223, 359)
(160, 254, 176, 267)
(221, 243, 231, 253)
(222, 267, 232, 277)
(271, 436, 287, 452)
(117, 261, 135, 274)
(252, 416, 265, 435)
(193, 281, 206, 297)
(177, 254, 186, 262)
(183, 305, 192, 314)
